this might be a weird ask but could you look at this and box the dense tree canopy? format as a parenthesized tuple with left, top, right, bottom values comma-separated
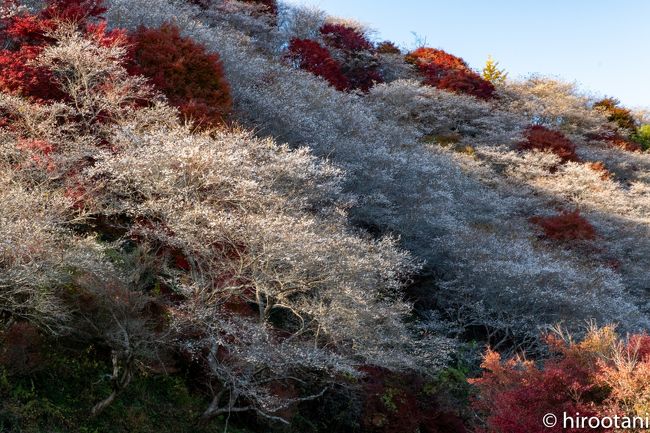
(1, 0, 649, 432)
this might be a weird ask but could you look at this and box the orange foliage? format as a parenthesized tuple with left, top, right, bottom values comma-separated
(472, 327, 650, 433)
(376, 41, 401, 55)
(594, 98, 637, 131)
(586, 130, 642, 152)
(588, 162, 612, 181)
(405, 47, 468, 70)
(609, 135, 642, 152)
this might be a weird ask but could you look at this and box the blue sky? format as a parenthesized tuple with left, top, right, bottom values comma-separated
(284, 0, 650, 109)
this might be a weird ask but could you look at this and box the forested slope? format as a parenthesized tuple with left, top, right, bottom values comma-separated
(1, 1, 650, 432)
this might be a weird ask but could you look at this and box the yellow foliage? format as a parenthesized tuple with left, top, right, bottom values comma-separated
(482, 55, 507, 85)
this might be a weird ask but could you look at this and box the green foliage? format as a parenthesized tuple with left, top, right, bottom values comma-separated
(0, 342, 239, 433)
(481, 55, 507, 85)
(429, 343, 479, 409)
(632, 124, 650, 150)
(360, 367, 468, 433)
(380, 388, 399, 413)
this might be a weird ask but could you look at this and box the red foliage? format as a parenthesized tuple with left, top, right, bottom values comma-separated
(405, 47, 495, 100)
(287, 38, 349, 91)
(429, 67, 495, 100)
(361, 366, 467, 433)
(188, 0, 278, 14)
(518, 125, 579, 162)
(471, 329, 650, 433)
(471, 348, 601, 433)
(85, 20, 128, 47)
(129, 23, 232, 129)
(16, 138, 56, 171)
(0, 0, 127, 171)
(318, 23, 383, 92)
(530, 210, 596, 242)
(3, 0, 105, 41)
(0, 45, 62, 100)
(288, 25, 383, 92)
(0, 8, 59, 100)
(376, 41, 401, 55)
(64, 182, 88, 210)
(586, 130, 642, 153)
(0, 0, 122, 101)
(588, 100, 642, 152)
(0, 321, 46, 375)
(320, 23, 373, 52)
(405, 47, 469, 70)
(239, 0, 278, 15)
(343, 62, 383, 93)
(40, 0, 106, 23)
(627, 334, 650, 360)
(4, 11, 54, 42)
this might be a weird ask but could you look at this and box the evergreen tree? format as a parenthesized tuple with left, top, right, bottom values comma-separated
(632, 124, 650, 150)
(482, 55, 507, 85)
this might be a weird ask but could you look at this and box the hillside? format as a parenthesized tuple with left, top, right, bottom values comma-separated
(1, 1, 650, 432)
